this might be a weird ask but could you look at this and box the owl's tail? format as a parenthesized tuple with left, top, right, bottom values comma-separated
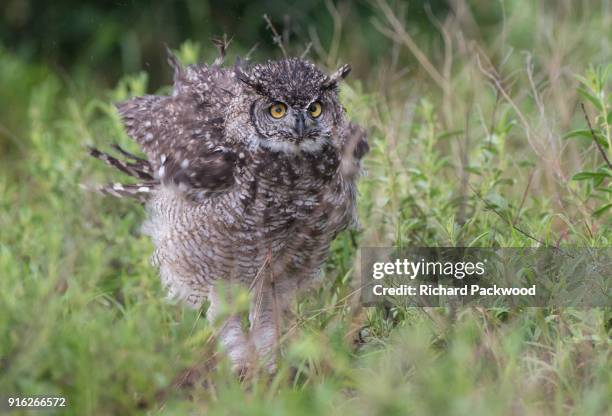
(87, 144, 159, 203)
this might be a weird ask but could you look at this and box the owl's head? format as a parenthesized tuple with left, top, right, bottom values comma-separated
(231, 58, 350, 154)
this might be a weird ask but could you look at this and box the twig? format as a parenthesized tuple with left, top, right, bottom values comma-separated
(469, 184, 556, 248)
(244, 42, 259, 61)
(263, 14, 288, 58)
(424, 2, 453, 125)
(324, 0, 343, 67)
(456, 105, 472, 228)
(475, 52, 531, 143)
(307, 27, 326, 60)
(374, 0, 449, 92)
(513, 169, 535, 226)
(474, 48, 552, 169)
(525, 52, 562, 178)
(300, 42, 312, 59)
(580, 102, 612, 169)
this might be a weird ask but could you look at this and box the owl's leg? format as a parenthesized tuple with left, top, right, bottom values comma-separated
(249, 283, 280, 374)
(207, 288, 252, 375)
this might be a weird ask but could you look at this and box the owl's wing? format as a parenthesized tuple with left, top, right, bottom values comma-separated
(339, 121, 369, 178)
(115, 63, 240, 200)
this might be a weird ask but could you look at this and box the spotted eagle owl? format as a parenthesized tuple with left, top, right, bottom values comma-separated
(90, 49, 368, 374)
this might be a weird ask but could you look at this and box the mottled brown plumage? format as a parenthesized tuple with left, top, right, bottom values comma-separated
(90, 48, 368, 373)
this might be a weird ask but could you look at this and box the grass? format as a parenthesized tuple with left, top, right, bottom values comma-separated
(0, 1, 610, 415)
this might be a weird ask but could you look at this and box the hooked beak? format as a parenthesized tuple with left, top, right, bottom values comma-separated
(294, 112, 305, 138)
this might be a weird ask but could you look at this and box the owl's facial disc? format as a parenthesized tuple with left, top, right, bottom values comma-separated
(266, 100, 320, 139)
(249, 98, 331, 154)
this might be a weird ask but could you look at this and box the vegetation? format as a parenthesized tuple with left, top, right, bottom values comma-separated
(0, 1, 610, 415)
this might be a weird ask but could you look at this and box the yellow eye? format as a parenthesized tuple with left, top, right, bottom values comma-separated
(269, 102, 287, 119)
(308, 101, 322, 118)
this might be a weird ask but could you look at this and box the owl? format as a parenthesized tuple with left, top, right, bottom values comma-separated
(90, 48, 368, 375)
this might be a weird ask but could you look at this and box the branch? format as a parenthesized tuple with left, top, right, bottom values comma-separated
(374, 0, 449, 92)
(469, 184, 556, 248)
(263, 14, 288, 58)
(580, 102, 612, 169)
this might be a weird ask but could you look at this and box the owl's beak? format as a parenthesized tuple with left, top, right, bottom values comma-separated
(293, 112, 305, 138)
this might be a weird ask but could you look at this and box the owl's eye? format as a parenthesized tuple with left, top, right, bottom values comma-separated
(269, 102, 287, 119)
(308, 101, 323, 118)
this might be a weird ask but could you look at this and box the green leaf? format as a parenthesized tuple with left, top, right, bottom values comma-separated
(563, 129, 592, 140)
(465, 166, 483, 175)
(518, 160, 536, 168)
(571, 171, 611, 181)
(574, 74, 590, 87)
(593, 203, 612, 217)
(467, 231, 489, 247)
(493, 178, 515, 187)
(563, 129, 609, 148)
(484, 192, 509, 211)
(436, 129, 464, 141)
(578, 88, 603, 112)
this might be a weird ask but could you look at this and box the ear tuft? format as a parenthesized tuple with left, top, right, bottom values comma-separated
(323, 64, 352, 89)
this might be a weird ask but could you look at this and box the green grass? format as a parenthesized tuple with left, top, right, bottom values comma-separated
(1, 1, 611, 415)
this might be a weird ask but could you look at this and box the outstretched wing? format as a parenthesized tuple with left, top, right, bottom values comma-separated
(90, 55, 238, 202)
(112, 58, 240, 200)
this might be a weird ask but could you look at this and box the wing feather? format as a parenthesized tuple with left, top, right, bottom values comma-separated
(115, 63, 240, 199)
(339, 122, 369, 178)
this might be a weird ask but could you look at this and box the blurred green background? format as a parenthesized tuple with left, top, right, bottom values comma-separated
(1, 0, 449, 88)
